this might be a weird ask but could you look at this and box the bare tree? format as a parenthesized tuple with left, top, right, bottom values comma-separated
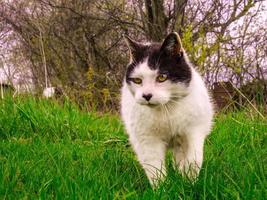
(0, 0, 266, 110)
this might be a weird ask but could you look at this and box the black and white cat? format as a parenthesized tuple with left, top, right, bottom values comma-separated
(121, 32, 213, 185)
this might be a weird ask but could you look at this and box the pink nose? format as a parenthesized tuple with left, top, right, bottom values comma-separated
(142, 93, 152, 101)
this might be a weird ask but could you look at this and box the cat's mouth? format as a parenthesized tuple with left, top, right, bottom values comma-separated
(140, 96, 186, 108)
(146, 103, 158, 108)
(138, 101, 159, 107)
(146, 102, 172, 109)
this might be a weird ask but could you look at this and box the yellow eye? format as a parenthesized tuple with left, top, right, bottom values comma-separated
(132, 78, 142, 84)
(156, 74, 167, 82)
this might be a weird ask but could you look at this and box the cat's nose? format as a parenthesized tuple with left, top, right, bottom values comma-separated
(142, 93, 152, 101)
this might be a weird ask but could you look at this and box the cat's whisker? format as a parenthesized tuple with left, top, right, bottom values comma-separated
(162, 105, 169, 123)
(161, 104, 173, 135)
(163, 104, 175, 135)
(168, 99, 180, 104)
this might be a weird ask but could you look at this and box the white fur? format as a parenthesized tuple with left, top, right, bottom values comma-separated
(120, 57, 213, 185)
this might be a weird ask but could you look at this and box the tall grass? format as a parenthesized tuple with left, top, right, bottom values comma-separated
(0, 96, 266, 199)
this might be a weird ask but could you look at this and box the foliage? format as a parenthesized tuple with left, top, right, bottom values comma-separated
(0, 0, 266, 111)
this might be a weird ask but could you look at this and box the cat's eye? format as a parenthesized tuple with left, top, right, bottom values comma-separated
(132, 78, 142, 84)
(156, 74, 168, 82)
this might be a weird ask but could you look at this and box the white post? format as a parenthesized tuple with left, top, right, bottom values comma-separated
(38, 25, 48, 89)
(0, 79, 3, 99)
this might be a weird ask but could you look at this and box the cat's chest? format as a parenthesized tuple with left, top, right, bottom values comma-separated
(130, 103, 192, 137)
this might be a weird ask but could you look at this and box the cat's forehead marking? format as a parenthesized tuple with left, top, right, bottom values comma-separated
(125, 42, 192, 84)
(132, 58, 158, 78)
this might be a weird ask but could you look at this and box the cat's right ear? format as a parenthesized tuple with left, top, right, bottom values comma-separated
(160, 32, 183, 57)
(124, 35, 143, 62)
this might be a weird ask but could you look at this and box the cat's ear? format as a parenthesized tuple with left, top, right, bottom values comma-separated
(124, 35, 144, 61)
(160, 32, 183, 56)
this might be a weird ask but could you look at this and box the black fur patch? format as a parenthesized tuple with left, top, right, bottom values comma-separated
(125, 43, 192, 84)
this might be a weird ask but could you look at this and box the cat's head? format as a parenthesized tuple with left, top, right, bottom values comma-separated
(124, 32, 192, 107)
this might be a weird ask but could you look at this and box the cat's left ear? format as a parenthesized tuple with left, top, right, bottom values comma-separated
(160, 32, 183, 56)
(124, 35, 144, 62)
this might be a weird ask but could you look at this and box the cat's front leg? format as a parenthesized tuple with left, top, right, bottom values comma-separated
(132, 135, 167, 186)
(174, 132, 206, 180)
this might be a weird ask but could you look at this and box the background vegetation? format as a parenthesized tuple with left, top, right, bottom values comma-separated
(0, 0, 266, 110)
(0, 1, 266, 198)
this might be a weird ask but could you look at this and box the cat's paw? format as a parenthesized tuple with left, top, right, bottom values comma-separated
(177, 160, 200, 181)
(145, 167, 166, 187)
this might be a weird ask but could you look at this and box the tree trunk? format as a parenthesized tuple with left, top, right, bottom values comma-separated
(144, 0, 168, 41)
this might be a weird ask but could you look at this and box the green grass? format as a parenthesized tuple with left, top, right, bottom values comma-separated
(0, 96, 266, 199)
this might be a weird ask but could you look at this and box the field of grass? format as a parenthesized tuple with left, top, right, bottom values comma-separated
(0, 96, 266, 199)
